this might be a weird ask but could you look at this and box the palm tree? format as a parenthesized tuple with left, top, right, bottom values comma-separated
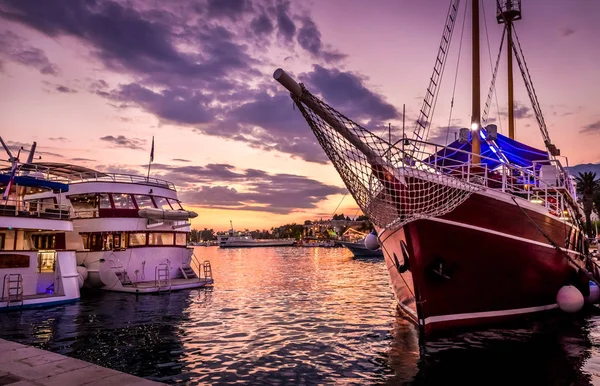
(575, 171, 598, 236)
(593, 189, 600, 236)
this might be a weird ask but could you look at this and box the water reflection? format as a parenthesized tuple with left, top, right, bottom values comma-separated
(0, 246, 598, 385)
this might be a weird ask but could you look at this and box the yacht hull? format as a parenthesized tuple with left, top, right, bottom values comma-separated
(378, 191, 586, 334)
(77, 246, 210, 292)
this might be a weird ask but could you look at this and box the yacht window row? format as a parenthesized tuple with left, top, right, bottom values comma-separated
(80, 231, 187, 251)
(68, 193, 184, 217)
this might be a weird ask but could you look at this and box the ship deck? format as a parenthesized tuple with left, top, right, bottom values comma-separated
(103, 277, 214, 294)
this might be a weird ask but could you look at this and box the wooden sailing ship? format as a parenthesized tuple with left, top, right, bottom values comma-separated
(273, 0, 599, 334)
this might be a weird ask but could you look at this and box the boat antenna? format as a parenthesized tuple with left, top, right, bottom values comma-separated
(146, 135, 154, 181)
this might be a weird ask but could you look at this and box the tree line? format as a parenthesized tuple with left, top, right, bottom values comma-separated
(188, 214, 372, 242)
(576, 171, 600, 237)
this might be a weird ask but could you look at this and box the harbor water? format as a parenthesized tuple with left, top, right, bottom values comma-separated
(1, 246, 600, 385)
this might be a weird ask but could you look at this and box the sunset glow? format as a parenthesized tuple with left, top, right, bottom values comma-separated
(1, 0, 599, 231)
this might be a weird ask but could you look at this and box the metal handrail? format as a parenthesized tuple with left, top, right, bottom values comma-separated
(0, 160, 176, 191)
(63, 173, 176, 191)
(1, 197, 71, 220)
(377, 137, 578, 221)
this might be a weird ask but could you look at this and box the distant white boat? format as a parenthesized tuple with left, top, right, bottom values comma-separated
(217, 223, 295, 248)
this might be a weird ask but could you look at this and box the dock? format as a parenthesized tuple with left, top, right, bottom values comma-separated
(0, 338, 164, 386)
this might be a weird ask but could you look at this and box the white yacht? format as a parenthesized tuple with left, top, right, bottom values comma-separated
(217, 223, 295, 248)
(0, 140, 81, 309)
(25, 162, 213, 293)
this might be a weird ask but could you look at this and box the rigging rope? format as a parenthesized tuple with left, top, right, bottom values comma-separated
(444, 0, 468, 145)
(481, 0, 504, 133)
(481, 27, 506, 125)
(420, 0, 460, 150)
(405, 0, 461, 159)
(510, 24, 554, 153)
(332, 123, 394, 218)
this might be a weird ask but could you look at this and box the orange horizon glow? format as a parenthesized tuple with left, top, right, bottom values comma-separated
(2, 1, 599, 231)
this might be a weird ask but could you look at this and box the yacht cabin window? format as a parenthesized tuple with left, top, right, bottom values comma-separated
(168, 198, 183, 210)
(134, 195, 155, 209)
(81, 232, 129, 250)
(148, 233, 174, 245)
(112, 193, 136, 209)
(129, 232, 147, 247)
(153, 197, 172, 210)
(98, 194, 111, 209)
(32, 234, 56, 249)
(175, 233, 187, 246)
(70, 194, 97, 210)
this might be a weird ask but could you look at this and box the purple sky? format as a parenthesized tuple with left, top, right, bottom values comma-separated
(1, 0, 599, 230)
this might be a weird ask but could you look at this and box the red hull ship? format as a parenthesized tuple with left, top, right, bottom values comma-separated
(274, 0, 599, 335)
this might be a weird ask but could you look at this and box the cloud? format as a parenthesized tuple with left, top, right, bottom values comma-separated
(561, 28, 575, 37)
(148, 163, 346, 214)
(581, 121, 600, 134)
(211, 90, 330, 164)
(207, 0, 253, 21)
(499, 101, 532, 120)
(273, 0, 296, 41)
(428, 126, 461, 145)
(300, 65, 399, 123)
(250, 12, 274, 35)
(106, 83, 214, 124)
(0, 30, 58, 75)
(56, 85, 77, 93)
(37, 151, 63, 158)
(296, 17, 346, 63)
(172, 158, 191, 162)
(90, 79, 108, 90)
(1, 1, 260, 89)
(95, 164, 143, 175)
(0, 0, 393, 166)
(100, 135, 146, 150)
(48, 137, 68, 142)
(6, 140, 65, 160)
(70, 157, 95, 162)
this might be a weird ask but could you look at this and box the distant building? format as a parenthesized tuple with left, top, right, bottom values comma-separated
(302, 219, 370, 239)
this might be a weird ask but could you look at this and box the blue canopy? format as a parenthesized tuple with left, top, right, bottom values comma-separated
(0, 174, 69, 192)
(423, 128, 549, 170)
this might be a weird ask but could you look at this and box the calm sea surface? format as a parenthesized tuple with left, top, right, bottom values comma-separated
(1, 246, 600, 385)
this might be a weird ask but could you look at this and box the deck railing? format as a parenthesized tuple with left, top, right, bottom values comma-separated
(63, 173, 176, 191)
(1, 161, 176, 191)
(381, 138, 576, 221)
(0, 198, 71, 220)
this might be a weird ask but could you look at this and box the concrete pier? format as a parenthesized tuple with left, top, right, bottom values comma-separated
(0, 338, 164, 386)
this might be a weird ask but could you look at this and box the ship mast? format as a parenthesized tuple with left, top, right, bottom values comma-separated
(497, 0, 522, 140)
(471, 0, 481, 164)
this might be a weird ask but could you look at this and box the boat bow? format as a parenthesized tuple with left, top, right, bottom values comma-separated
(274, 68, 481, 231)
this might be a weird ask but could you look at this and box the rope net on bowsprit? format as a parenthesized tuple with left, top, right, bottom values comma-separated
(292, 88, 482, 232)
